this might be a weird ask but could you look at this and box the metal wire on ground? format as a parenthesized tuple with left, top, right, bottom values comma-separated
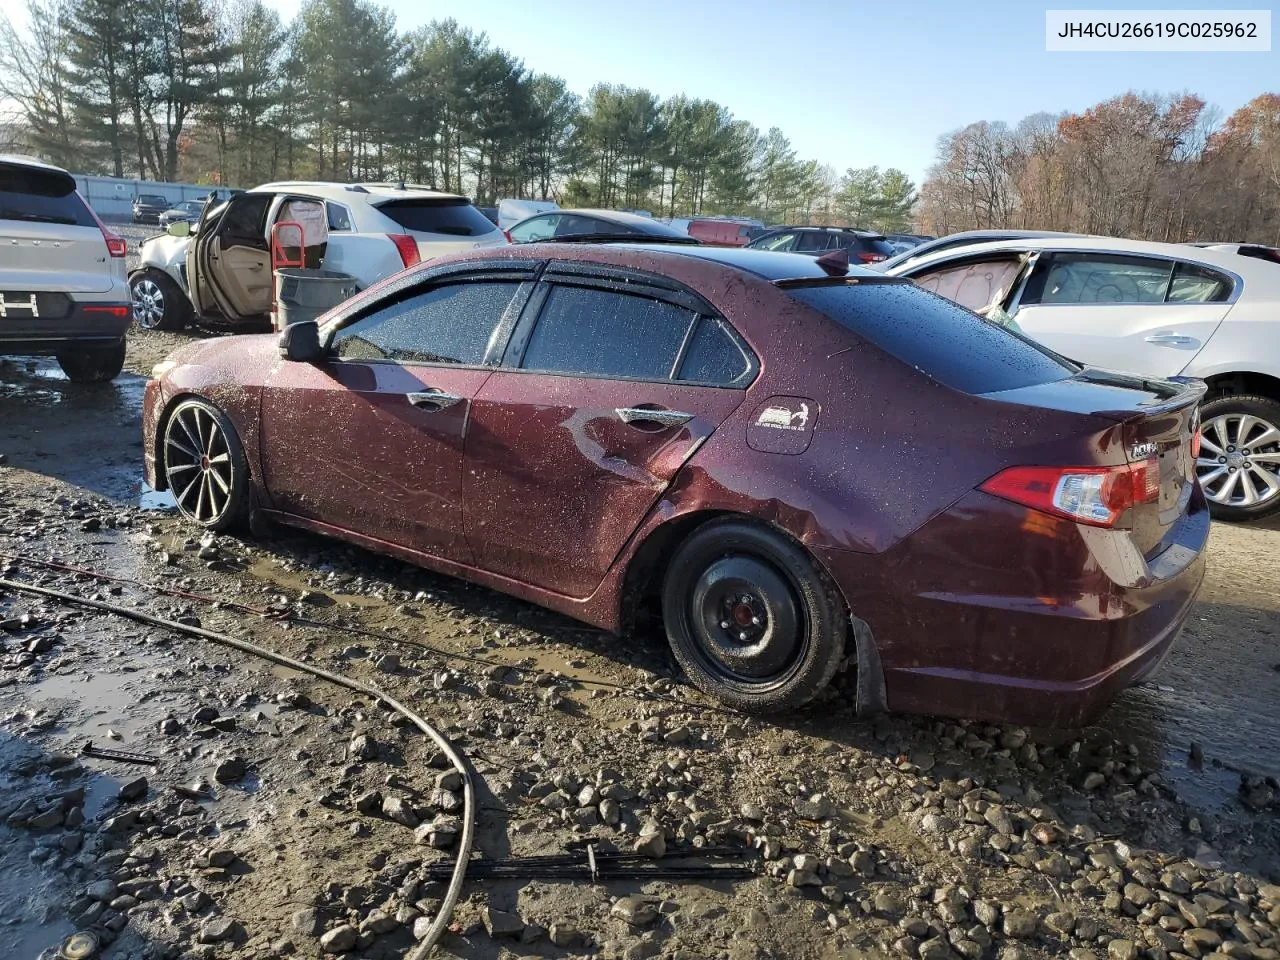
(0, 577, 471, 959)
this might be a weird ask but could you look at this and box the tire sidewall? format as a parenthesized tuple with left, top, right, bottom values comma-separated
(1199, 394, 1280, 523)
(661, 519, 847, 713)
(131, 270, 190, 332)
(163, 398, 250, 532)
(56, 340, 125, 383)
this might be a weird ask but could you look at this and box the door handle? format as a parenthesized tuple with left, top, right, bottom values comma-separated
(615, 407, 694, 428)
(1145, 334, 1197, 347)
(407, 388, 464, 411)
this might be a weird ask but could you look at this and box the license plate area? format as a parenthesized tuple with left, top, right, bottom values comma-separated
(0, 291, 72, 319)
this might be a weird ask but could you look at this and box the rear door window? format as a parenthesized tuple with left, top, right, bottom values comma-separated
(0, 164, 95, 227)
(1023, 254, 1173, 305)
(678, 315, 754, 385)
(789, 282, 1076, 394)
(555, 214, 611, 238)
(795, 232, 832, 253)
(520, 285, 697, 380)
(754, 232, 797, 252)
(1167, 263, 1233, 303)
(376, 199, 498, 237)
(332, 281, 521, 365)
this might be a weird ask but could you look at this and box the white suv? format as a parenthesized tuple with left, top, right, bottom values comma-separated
(0, 155, 132, 382)
(887, 236, 1280, 522)
(130, 181, 506, 331)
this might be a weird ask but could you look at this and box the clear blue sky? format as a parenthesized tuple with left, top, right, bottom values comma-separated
(203, 1, 1280, 184)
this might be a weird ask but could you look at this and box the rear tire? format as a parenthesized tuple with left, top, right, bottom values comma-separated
(1197, 394, 1280, 523)
(661, 518, 847, 713)
(131, 269, 191, 331)
(56, 340, 126, 383)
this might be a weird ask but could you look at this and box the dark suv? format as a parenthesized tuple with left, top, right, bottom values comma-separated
(747, 226, 896, 264)
(132, 194, 170, 224)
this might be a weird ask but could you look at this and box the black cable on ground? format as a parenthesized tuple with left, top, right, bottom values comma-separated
(0, 577, 471, 959)
(0, 550, 732, 715)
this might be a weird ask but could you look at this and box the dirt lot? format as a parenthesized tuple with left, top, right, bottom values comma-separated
(1, 326, 1278, 960)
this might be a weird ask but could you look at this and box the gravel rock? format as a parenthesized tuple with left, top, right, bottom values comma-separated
(793, 794, 832, 819)
(118, 777, 148, 802)
(1003, 909, 1039, 938)
(382, 796, 419, 827)
(482, 906, 524, 938)
(611, 895, 658, 926)
(635, 824, 666, 859)
(197, 917, 240, 943)
(292, 907, 321, 938)
(319, 924, 359, 953)
(1107, 940, 1139, 960)
(214, 757, 247, 784)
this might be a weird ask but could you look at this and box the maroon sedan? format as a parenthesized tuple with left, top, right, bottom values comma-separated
(142, 244, 1208, 725)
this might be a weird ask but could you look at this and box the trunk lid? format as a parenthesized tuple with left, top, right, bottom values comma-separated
(983, 369, 1205, 553)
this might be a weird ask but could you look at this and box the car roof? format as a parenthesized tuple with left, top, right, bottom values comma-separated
(886, 235, 1280, 285)
(761, 225, 884, 237)
(250, 181, 468, 203)
(0, 153, 72, 175)
(555, 209, 686, 232)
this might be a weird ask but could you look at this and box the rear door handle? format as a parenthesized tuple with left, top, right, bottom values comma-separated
(1145, 334, 1197, 347)
(615, 407, 694, 428)
(407, 388, 464, 411)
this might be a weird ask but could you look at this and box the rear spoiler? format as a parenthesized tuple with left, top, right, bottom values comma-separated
(1083, 370, 1208, 419)
(774, 276, 910, 289)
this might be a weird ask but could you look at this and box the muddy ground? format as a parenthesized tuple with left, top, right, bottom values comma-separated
(1, 312, 1278, 960)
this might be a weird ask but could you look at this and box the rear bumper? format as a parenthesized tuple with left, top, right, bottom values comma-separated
(0, 303, 131, 355)
(818, 489, 1209, 728)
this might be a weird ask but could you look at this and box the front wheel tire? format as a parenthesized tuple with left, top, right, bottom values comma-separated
(661, 518, 847, 713)
(1197, 394, 1280, 523)
(162, 398, 250, 531)
(56, 341, 126, 383)
(131, 270, 191, 331)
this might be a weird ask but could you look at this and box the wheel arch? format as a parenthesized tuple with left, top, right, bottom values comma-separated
(1203, 370, 1280, 402)
(616, 508, 886, 714)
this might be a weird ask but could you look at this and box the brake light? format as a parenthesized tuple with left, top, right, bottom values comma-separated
(388, 234, 420, 269)
(84, 305, 130, 318)
(980, 458, 1160, 528)
(78, 191, 127, 257)
(857, 252, 887, 263)
(1191, 427, 1202, 459)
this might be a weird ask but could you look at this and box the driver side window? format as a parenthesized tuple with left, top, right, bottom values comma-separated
(509, 215, 559, 242)
(331, 281, 521, 365)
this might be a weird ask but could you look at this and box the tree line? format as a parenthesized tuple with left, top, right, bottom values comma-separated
(0, 0, 917, 229)
(918, 92, 1280, 244)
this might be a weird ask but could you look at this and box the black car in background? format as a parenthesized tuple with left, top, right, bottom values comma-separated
(746, 226, 896, 264)
(158, 200, 206, 229)
(507, 208, 698, 243)
(132, 194, 170, 224)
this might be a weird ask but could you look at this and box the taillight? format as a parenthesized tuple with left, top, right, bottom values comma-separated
(388, 234, 420, 269)
(84, 305, 131, 318)
(857, 252, 887, 263)
(1191, 427, 1202, 459)
(80, 192, 127, 257)
(980, 459, 1160, 528)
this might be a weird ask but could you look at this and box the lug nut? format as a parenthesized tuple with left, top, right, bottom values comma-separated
(751, 616, 761, 626)
(720, 621, 730, 630)
(738, 632, 748, 641)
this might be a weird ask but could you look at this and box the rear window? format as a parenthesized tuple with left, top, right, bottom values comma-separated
(376, 199, 498, 237)
(0, 165, 95, 227)
(789, 282, 1076, 394)
(136, 194, 167, 204)
(858, 237, 896, 257)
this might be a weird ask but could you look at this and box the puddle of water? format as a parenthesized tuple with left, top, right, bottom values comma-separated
(139, 483, 177, 512)
(0, 827, 77, 958)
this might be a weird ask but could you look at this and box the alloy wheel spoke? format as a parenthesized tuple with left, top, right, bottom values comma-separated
(166, 437, 200, 461)
(206, 473, 224, 517)
(209, 452, 231, 465)
(208, 465, 231, 495)
(1195, 456, 1224, 469)
(1218, 469, 1242, 503)
(176, 473, 202, 510)
(166, 462, 198, 475)
(196, 471, 210, 521)
(176, 413, 201, 456)
(1236, 415, 1258, 447)
(1246, 425, 1280, 450)
(1248, 466, 1280, 499)
(1198, 466, 1228, 489)
(1239, 469, 1262, 505)
(1208, 417, 1230, 452)
(1198, 434, 1224, 456)
(1249, 452, 1280, 464)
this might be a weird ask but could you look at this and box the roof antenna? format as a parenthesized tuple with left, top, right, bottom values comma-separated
(815, 248, 850, 277)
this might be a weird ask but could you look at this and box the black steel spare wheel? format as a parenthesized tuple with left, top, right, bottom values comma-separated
(163, 398, 249, 531)
(662, 518, 847, 713)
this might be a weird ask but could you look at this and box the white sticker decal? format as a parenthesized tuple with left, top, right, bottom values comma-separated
(755, 403, 810, 431)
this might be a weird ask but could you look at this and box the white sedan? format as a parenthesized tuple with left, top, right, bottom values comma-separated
(887, 236, 1280, 523)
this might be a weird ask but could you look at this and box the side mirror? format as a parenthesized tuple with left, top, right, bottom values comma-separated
(166, 220, 191, 238)
(278, 320, 324, 362)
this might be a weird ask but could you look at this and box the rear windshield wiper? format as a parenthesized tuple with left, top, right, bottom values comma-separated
(0, 210, 78, 225)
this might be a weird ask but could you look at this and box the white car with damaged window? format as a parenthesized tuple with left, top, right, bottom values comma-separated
(887, 236, 1280, 523)
(130, 181, 506, 332)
